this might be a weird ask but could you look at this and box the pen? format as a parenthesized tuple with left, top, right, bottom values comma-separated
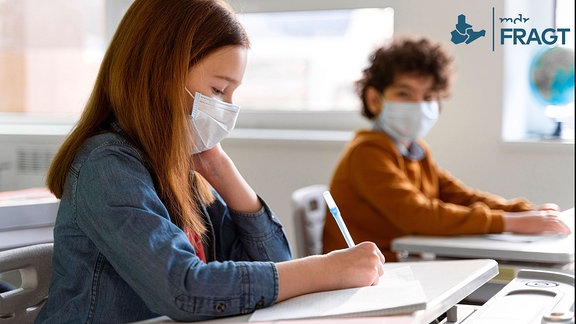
(322, 191, 355, 247)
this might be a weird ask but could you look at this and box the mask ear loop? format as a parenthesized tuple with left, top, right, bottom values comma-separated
(185, 87, 194, 97)
(185, 88, 201, 118)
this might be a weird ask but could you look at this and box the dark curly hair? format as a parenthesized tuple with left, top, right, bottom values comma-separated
(356, 37, 454, 119)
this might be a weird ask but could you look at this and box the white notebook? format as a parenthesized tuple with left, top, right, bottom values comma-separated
(249, 266, 427, 322)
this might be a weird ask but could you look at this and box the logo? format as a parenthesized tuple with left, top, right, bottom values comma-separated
(450, 14, 486, 44)
(500, 14, 570, 46)
(449, 8, 572, 51)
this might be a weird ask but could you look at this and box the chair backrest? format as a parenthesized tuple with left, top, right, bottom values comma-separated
(0, 243, 53, 324)
(291, 184, 328, 258)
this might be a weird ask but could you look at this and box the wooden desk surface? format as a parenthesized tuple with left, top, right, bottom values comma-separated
(137, 259, 498, 324)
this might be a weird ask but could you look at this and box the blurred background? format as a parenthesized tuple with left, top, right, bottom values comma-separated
(0, 0, 573, 247)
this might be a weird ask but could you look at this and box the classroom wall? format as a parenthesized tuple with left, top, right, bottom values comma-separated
(222, 0, 575, 255)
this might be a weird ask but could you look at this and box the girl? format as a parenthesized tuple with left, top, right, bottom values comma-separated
(36, 0, 385, 322)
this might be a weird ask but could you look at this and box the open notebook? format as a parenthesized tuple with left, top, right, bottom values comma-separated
(249, 266, 427, 322)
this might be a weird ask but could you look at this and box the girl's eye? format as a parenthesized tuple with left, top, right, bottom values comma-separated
(212, 88, 224, 96)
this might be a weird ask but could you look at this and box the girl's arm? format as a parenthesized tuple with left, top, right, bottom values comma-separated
(193, 144, 261, 213)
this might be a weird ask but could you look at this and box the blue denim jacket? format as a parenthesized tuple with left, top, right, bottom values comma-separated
(35, 127, 292, 323)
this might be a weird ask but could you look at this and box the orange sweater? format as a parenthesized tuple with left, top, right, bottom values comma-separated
(322, 130, 533, 261)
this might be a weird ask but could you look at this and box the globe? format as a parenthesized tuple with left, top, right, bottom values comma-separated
(529, 47, 575, 106)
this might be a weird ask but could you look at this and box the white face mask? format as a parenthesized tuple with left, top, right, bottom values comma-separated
(375, 100, 439, 142)
(186, 88, 240, 153)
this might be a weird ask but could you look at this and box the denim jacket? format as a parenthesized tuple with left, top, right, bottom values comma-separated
(35, 126, 292, 323)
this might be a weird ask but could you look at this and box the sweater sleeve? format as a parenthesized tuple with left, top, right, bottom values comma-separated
(342, 137, 514, 235)
(436, 168, 533, 212)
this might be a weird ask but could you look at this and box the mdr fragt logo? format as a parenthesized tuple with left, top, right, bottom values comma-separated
(448, 7, 572, 51)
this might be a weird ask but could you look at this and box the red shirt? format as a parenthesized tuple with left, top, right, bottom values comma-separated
(186, 230, 206, 263)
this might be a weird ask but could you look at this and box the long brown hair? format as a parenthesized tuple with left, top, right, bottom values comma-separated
(46, 0, 250, 235)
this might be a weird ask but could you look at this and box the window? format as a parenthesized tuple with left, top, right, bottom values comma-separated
(3, 1, 570, 138)
(502, 0, 574, 143)
(544, 0, 575, 141)
(0, 0, 392, 131)
(555, 0, 574, 48)
(0, 0, 114, 118)
(235, 8, 394, 112)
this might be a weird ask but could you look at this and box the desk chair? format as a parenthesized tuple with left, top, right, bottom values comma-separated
(0, 243, 53, 324)
(291, 184, 328, 258)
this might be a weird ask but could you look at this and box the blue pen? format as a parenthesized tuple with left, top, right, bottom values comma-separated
(322, 191, 355, 247)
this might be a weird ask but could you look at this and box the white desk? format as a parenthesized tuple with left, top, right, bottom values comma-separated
(137, 259, 498, 324)
(465, 269, 575, 323)
(392, 234, 574, 265)
(0, 198, 58, 251)
(0, 226, 54, 251)
(0, 198, 58, 229)
(391, 208, 574, 267)
(391, 208, 574, 304)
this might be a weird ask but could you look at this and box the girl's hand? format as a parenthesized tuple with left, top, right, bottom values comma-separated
(323, 242, 386, 287)
(192, 143, 227, 180)
(275, 242, 385, 302)
(192, 143, 261, 213)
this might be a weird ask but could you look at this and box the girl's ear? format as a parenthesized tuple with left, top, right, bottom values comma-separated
(365, 86, 383, 116)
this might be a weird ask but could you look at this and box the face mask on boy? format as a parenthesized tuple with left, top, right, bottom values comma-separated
(186, 88, 240, 153)
(374, 100, 439, 142)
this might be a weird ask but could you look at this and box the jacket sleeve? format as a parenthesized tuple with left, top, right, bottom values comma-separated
(206, 191, 292, 262)
(75, 145, 282, 321)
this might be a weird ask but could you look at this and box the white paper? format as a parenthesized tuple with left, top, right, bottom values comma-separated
(249, 266, 427, 322)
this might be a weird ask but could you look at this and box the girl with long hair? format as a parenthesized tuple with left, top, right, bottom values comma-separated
(37, 0, 385, 322)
